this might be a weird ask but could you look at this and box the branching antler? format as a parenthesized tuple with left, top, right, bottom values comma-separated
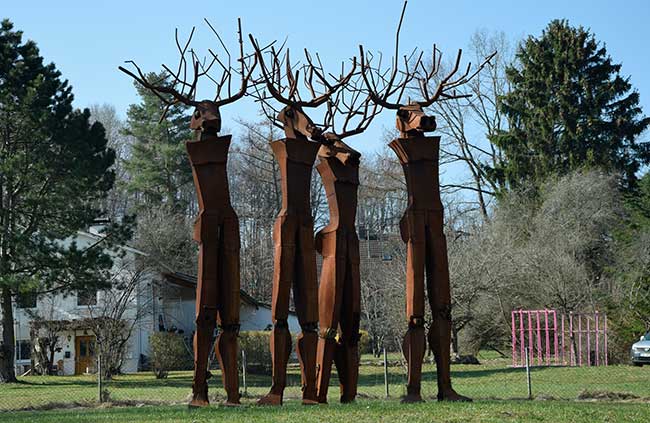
(323, 73, 381, 140)
(248, 33, 358, 138)
(118, 18, 257, 122)
(358, 1, 496, 111)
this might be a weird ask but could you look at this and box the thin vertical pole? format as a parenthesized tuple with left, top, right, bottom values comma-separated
(97, 347, 102, 403)
(242, 350, 247, 396)
(586, 317, 591, 367)
(525, 347, 532, 400)
(603, 315, 608, 366)
(578, 315, 582, 367)
(552, 311, 558, 365)
(536, 311, 542, 365)
(519, 310, 525, 366)
(561, 313, 566, 366)
(383, 348, 389, 398)
(544, 310, 550, 365)
(527, 312, 533, 366)
(569, 312, 574, 366)
(595, 312, 600, 366)
(510, 310, 517, 367)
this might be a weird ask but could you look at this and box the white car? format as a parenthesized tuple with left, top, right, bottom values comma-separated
(631, 332, 650, 366)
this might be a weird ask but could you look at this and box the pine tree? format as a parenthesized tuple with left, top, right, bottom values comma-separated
(122, 75, 192, 212)
(490, 20, 650, 190)
(0, 20, 131, 382)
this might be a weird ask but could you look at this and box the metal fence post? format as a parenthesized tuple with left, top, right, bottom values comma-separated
(525, 347, 532, 400)
(97, 347, 103, 403)
(241, 349, 247, 397)
(383, 347, 389, 398)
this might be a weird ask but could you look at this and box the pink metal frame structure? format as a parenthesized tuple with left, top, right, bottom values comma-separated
(511, 309, 608, 367)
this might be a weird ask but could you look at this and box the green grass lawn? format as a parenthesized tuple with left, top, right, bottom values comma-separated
(0, 352, 648, 421)
(1, 400, 649, 423)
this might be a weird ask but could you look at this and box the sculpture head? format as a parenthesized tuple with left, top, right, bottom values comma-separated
(190, 101, 222, 135)
(278, 105, 323, 141)
(319, 135, 361, 166)
(396, 103, 436, 137)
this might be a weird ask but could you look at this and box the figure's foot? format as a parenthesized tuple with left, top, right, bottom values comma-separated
(223, 393, 241, 406)
(222, 400, 241, 407)
(400, 393, 424, 403)
(340, 395, 355, 404)
(317, 397, 328, 404)
(188, 397, 210, 408)
(302, 388, 318, 405)
(438, 388, 472, 402)
(257, 392, 283, 406)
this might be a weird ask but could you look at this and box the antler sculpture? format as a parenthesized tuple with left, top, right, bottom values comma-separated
(119, 19, 257, 407)
(248, 35, 358, 406)
(359, 2, 495, 137)
(358, 0, 495, 404)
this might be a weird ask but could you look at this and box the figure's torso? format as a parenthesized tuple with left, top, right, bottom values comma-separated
(187, 134, 234, 214)
(271, 138, 320, 216)
(389, 136, 442, 212)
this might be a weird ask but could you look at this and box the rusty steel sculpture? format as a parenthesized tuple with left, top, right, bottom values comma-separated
(249, 36, 357, 405)
(119, 19, 257, 407)
(313, 81, 380, 404)
(359, 2, 495, 403)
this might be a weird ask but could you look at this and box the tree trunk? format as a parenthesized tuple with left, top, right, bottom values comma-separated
(0, 288, 17, 382)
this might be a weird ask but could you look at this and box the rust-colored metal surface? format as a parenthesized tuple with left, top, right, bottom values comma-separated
(187, 115, 241, 406)
(119, 19, 257, 407)
(315, 139, 362, 404)
(358, 0, 494, 402)
(248, 35, 358, 405)
(312, 79, 378, 404)
(389, 131, 469, 402)
(259, 127, 321, 406)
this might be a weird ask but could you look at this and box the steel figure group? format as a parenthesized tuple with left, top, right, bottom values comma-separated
(119, 4, 494, 407)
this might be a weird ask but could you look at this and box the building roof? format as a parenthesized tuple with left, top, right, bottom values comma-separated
(162, 272, 270, 310)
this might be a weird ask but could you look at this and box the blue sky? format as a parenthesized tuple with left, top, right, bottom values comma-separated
(4, 0, 650, 157)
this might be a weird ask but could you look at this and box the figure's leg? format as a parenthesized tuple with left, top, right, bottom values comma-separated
(401, 212, 427, 403)
(334, 234, 361, 403)
(190, 221, 219, 408)
(258, 216, 295, 406)
(215, 216, 241, 405)
(315, 231, 344, 404)
(425, 214, 471, 402)
(294, 217, 320, 405)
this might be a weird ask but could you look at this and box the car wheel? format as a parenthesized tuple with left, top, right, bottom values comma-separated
(633, 362, 643, 367)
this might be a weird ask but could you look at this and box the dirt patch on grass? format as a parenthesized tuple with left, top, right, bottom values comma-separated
(577, 390, 650, 402)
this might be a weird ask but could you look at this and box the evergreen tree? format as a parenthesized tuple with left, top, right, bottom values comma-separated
(0, 20, 132, 381)
(490, 20, 650, 190)
(123, 75, 192, 212)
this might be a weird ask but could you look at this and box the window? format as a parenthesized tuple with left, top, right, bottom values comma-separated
(16, 291, 37, 309)
(77, 289, 97, 306)
(15, 340, 31, 361)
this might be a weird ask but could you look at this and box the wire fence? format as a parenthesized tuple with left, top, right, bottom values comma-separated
(1, 347, 648, 411)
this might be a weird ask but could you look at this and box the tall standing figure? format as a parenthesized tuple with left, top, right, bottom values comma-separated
(314, 86, 379, 404)
(249, 36, 356, 405)
(358, 3, 494, 402)
(119, 18, 257, 407)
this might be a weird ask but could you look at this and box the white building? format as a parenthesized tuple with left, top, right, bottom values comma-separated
(10, 229, 298, 376)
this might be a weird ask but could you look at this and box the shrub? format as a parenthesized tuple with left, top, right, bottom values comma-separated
(358, 330, 371, 355)
(149, 332, 191, 379)
(239, 331, 272, 374)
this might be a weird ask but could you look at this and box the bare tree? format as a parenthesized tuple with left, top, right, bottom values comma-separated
(89, 104, 134, 221)
(430, 30, 515, 219)
(85, 258, 152, 379)
(134, 207, 196, 275)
